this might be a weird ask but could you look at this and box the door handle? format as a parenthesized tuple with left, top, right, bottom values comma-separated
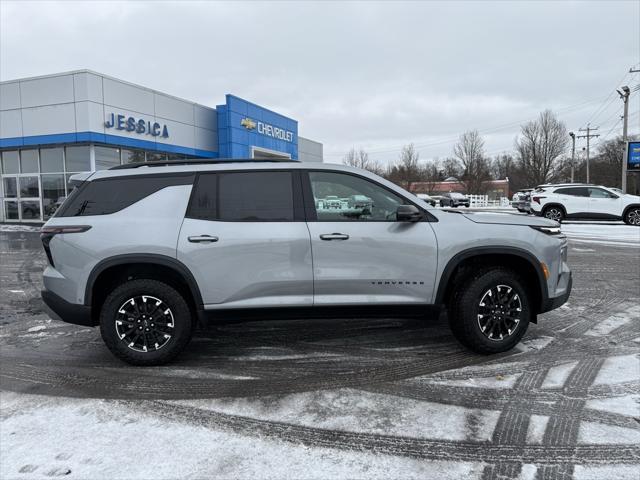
(188, 235, 219, 243)
(320, 233, 349, 241)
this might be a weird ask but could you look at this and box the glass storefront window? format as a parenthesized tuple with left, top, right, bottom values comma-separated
(4, 201, 19, 220)
(19, 176, 39, 197)
(167, 154, 186, 161)
(2, 151, 20, 174)
(65, 146, 91, 172)
(3, 177, 17, 198)
(146, 152, 166, 162)
(95, 146, 121, 170)
(42, 174, 66, 219)
(122, 149, 145, 164)
(40, 148, 64, 173)
(20, 201, 41, 221)
(20, 150, 39, 173)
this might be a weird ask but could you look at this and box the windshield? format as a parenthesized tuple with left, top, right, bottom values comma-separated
(450, 193, 466, 199)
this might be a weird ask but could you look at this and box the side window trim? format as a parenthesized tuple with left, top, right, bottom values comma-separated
(301, 169, 437, 223)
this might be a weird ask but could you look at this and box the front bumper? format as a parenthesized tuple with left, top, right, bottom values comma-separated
(539, 272, 572, 313)
(41, 289, 94, 327)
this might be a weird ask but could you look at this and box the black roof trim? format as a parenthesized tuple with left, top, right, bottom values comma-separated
(109, 158, 295, 170)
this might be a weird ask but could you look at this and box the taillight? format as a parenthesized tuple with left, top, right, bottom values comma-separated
(40, 225, 91, 267)
(532, 196, 546, 204)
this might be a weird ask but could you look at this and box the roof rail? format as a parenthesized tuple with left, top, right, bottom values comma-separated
(109, 158, 295, 170)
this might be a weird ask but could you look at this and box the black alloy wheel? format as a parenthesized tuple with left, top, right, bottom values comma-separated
(477, 284, 523, 341)
(115, 295, 175, 353)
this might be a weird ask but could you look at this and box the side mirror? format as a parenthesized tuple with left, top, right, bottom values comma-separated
(396, 205, 422, 222)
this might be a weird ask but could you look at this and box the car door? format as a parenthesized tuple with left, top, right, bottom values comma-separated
(303, 170, 438, 305)
(587, 187, 621, 219)
(554, 187, 588, 216)
(177, 170, 313, 308)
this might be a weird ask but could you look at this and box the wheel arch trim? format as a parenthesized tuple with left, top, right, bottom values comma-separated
(84, 254, 204, 308)
(434, 246, 549, 312)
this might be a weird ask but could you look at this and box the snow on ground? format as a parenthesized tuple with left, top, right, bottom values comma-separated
(525, 415, 550, 444)
(430, 372, 521, 389)
(0, 392, 483, 480)
(578, 421, 640, 445)
(585, 305, 639, 336)
(573, 465, 640, 480)
(586, 395, 640, 417)
(0, 224, 41, 232)
(169, 388, 502, 442)
(592, 354, 640, 386)
(560, 222, 640, 247)
(541, 361, 578, 389)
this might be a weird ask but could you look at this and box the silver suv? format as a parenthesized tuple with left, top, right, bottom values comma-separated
(40, 160, 572, 365)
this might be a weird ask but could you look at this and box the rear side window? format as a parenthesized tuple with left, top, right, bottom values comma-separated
(56, 174, 194, 217)
(188, 171, 295, 221)
(555, 187, 588, 197)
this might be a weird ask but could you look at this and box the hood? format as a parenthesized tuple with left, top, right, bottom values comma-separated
(459, 211, 559, 227)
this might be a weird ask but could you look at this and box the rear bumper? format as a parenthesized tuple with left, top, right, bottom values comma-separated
(539, 273, 572, 313)
(41, 289, 94, 327)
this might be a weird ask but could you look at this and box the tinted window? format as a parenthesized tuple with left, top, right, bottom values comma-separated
(308, 171, 407, 221)
(588, 187, 617, 198)
(57, 174, 193, 217)
(188, 172, 294, 221)
(555, 187, 588, 197)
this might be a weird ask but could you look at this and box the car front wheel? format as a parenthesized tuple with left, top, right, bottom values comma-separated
(543, 206, 564, 222)
(624, 207, 640, 226)
(448, 268, 531, 354)
(100, 279, 193, 366)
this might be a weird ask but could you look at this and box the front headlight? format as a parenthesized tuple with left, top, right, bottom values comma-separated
(530, 226, 561, 235)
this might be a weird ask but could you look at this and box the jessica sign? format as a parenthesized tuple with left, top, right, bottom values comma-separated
(105, 113, 169, 138)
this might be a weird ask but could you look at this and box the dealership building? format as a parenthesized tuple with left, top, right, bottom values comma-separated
(0, 70, 323, 223)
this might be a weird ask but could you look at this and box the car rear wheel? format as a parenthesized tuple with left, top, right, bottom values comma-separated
(624, 207, 640, 226)
(448, 268, 531, 354)
(100, 279, 193, 366)
(543, 206, 564, 222)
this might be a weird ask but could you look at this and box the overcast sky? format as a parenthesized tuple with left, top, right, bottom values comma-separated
(1, 0, 638, 164)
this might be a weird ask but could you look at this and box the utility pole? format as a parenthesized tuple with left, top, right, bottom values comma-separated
(577, 124, 599, 183)
(569, 131, 576, 182)
(617, 86, 631, 193)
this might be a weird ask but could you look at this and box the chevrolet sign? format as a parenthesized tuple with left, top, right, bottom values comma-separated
(241, 117, 294, 143)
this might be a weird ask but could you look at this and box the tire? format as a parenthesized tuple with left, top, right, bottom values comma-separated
(100, 279, 193, 366)
(623, 206, 640, 226)
(448, 268, 531, 354)
(542, 205, 564, 222)
(517, 208, 525, 213)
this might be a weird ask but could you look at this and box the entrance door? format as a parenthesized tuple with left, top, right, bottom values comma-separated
(2, 175, 41, 222)
(303, 170, 438, 305)
(177, 170, 313, 308)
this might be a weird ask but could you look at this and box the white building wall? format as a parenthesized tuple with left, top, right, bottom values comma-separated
(299, 136, 323, 162)
(0, 70, 218, 154)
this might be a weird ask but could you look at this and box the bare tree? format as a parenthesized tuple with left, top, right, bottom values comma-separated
(386, 143, 422, 191)
(439, 157, 462, 180)
(515, 110, 569, 186)
(342, 147, 383, 175)
(453, 130, 491, 194)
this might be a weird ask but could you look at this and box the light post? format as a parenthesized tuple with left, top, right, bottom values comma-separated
(617, 85, 631, 193)
(569, 132, 576, 183)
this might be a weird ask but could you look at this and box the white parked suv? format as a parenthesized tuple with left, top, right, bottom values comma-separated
(530, 184, 640, 225)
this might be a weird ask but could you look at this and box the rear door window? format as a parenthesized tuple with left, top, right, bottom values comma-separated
(187, 171, 296, 222)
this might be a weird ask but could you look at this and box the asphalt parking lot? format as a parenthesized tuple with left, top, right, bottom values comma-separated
(0, 223, 639, 479)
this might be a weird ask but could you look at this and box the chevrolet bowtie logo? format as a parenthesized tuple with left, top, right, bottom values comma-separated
(240, 117, 256, 130)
